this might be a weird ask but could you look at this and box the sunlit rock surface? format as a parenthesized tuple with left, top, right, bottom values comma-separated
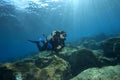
(71, 65, 120, 80)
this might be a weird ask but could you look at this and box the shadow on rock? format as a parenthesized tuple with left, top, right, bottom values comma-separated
(60, 48, 101, 77)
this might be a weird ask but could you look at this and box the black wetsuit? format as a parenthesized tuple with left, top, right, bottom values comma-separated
(39, 32, 65, 52)
(49, 35, 65, 52)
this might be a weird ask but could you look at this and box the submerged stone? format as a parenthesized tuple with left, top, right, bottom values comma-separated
(101, 37, 120, 57)
(0, 55, 71, 80)
(68, 48, 101, 76)
(71, 65, 120, 80)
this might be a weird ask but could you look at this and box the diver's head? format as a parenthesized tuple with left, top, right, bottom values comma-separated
(60, 31, 66, 40)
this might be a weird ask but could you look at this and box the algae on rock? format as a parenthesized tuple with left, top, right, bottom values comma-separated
(71, 65, 120, 80)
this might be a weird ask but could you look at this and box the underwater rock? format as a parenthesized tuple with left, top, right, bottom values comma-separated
(92, 50, 104, 58)
(101, 37, 120, 57)
(80, 39, 100, 50)
(0, 66, 16, 80)
(92, 33, 108, 42)
(59, 46, 78, 59)
(38, 55, 71, 80)
(60, 47, 117, 77)
(69, 33, 108, 50)
(92, 50, 120, 67)
(67, 48, 101, 76)
(0, 55, 71, 80)
(34, 56, 53, 68)
(15, 72, 23, 80)
(70, 65, 120, 80)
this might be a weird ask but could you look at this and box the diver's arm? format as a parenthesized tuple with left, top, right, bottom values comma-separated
(56, 42, 65, 50)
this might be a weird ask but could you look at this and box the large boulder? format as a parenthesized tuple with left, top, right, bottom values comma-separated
(66, 48, 101, 76)
(71, 65, 120, 80)
(101, 37, 120, 57)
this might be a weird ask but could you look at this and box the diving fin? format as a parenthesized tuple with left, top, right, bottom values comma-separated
(28, 40, 40, 44)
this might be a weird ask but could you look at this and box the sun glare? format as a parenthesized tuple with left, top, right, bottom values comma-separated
(51, 0, 60, 2)
(3, 0, 62, 10)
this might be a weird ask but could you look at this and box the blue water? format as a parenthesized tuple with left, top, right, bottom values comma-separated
(0, 0, 120, 62)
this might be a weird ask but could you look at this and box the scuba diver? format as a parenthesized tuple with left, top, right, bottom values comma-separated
(28, 30, 67, 53)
